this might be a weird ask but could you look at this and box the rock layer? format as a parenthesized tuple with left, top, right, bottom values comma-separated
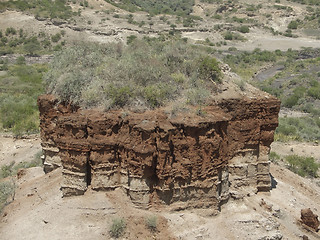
(38, 94, 280, 209)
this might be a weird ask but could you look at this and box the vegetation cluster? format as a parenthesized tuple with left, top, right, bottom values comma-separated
(105, 0, 195, 16)
(0, 62, 46, 135)
(45, 38, 222, 109)
(0, 151, 42, 212)
(0, 0, 75, 20)
(270, 152, 319, 178)
(0, 27, 66, 56)
(224, 48, 320, 142)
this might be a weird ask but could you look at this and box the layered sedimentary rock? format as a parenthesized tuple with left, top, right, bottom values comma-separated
(38, 94, 280, 209)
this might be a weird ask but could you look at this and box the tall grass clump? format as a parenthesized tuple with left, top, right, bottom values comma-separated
(109, 218, 126, 238)
(45, 39, 222, 110)
(145, 215, 157, 232)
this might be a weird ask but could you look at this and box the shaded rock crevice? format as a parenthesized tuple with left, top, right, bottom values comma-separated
(38, 94, 280, 210)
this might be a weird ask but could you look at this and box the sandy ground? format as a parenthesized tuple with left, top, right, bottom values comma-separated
(0, 135, 320, 240)
(271, 141, 320, 163)
(0, 167, 175, 240)
(0, 135, 41, 166)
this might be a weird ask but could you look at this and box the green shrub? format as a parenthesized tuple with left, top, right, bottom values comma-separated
(213, 14, 222, 20)
(51, 33, 61, 43)
(308, 86, 320, 99)
(238, 25, 250, 33)
(288, 20, 299, 29)
(286, 155, 319, 178)
(106, 85, 132, 107)
(16, 56, 26, 65)
(0, 162, 15, 179)
(110, 218, 126, 238)
(269, 151, 281, 163)
(127, 35, 137, 45)
(223, 31, 246, 41)
(5, 27, 17, 36)
(24, 38, 41, 56)
(145, 215, 157, 232)
(198, 56, 222, 83)
(283, 86, 306, 108)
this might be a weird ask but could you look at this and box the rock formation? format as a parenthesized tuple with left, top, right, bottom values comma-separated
(38, 93, 280, 210)
(301, 208, 320, 231)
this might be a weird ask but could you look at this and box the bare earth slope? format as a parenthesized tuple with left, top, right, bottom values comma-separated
(1, 137, 319, 240)
(2, 0, 320, 52)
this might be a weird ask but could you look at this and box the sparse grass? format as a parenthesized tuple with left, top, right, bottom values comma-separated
(275, 117, 320, 142)
(45, 38, 222, 110)
(223, 31, 247, 41)
(145, 215, 157, 232)
(269, 151, 281, 163)
(105, 0, 195, 16)
(0, 150, 43, 179)
(286, 155, 319, 178)
(0, 181, 14, 213)
(110, 218, 126, 238)
(0, 150, 42, 212)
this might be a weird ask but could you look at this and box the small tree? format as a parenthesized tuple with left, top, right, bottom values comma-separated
(24, 38, 41, 56)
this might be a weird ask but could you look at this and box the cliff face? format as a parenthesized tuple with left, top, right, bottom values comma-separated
(38, 94, 280, 210)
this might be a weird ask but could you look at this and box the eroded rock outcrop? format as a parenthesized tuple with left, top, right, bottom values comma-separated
(38, 94, 280, 210)
(301, 208, 320, 231)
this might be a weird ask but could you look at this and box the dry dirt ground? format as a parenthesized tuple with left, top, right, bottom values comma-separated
(0, 136, 320, 240)
(272, 141, 320, 163)
(0, 135, 41, 166)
